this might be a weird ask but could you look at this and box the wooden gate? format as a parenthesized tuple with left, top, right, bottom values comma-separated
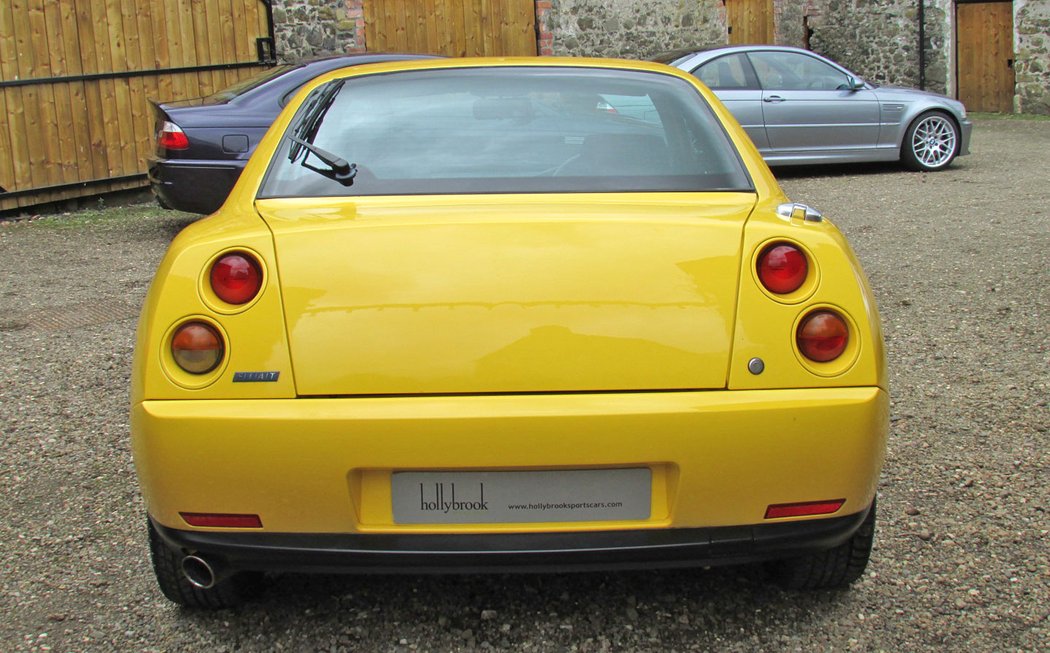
(0, 0, 276, 212)
(364, 0, 537, 57)
(726, 0, 775, 45)
(957, 0, 1015, 113)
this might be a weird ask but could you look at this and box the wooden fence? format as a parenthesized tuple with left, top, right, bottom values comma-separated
(364, 0, 537, 57)
(0, 0, 276, 212)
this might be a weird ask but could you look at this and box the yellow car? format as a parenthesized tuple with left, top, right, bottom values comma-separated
(131, 57, 887, 608)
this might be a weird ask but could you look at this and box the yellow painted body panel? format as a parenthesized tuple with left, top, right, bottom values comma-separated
(133, 387, 887, 533)
(728, 197, 887, 390)
(131, 206, 297, 402)
(256, 193, 755, 394)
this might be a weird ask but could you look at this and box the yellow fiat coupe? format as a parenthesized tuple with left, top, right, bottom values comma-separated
(131, 57, 887, 608)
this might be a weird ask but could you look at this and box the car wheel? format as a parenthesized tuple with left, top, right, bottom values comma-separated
(901, 111, 960, 171)
(766, 499, 876, 590)
(148, 520, 261, 609)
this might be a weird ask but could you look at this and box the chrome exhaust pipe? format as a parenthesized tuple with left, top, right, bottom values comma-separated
(181, 554, 223, 589)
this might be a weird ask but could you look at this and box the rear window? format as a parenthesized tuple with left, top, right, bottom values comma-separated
(259, 67, 752, 198)
(205, 65, 296, 103)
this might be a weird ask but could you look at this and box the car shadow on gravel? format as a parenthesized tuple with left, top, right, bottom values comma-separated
(771, 162, 911, 180)
(174, 567, 851, 647)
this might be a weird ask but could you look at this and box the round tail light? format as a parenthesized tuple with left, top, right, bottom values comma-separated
(758, 243, 808, 294)
(797, 310, 849, 362)
(210, 252, 262, 305)
(171, 322, 224, 374)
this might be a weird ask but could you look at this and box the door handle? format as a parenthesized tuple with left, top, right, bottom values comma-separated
(764, 95, 785, 103)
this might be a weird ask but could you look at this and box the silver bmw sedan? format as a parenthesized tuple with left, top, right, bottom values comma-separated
(655, 45, 972, 171)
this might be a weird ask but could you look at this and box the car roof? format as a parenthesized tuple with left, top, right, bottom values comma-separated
(297, 52, 438, 70)
(654, 44, 824, 61)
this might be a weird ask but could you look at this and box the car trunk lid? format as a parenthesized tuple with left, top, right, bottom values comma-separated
(256, 194, 754, 396)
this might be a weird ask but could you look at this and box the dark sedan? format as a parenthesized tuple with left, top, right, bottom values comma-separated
(148, 54, 435, 214)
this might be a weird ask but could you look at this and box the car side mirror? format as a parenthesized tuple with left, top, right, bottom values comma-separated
(847, 76, 865, 91)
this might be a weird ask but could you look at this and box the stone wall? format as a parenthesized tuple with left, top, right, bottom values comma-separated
(806, 0, 950, 95)
(272, 0, 359, 62)
(542, 0, 725, 59)
(264, 0, 1050, 114)
(1016, 0, 1050, 114)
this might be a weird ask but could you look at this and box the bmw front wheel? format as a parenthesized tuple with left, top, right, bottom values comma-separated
(902, 111, 960, 171)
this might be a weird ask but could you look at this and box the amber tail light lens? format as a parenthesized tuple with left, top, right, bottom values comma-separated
(796, 310, 849, 362)
(171, 322, 224, 374)
(758, 243, 808, 294)
(210, 252, 262, 305)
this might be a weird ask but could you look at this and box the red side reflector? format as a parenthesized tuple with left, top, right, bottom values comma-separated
(764, 499, 845, 519)
(180, 513, 263, 528)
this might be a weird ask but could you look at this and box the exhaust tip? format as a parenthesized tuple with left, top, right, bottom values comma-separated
(181, 555, 217, 589)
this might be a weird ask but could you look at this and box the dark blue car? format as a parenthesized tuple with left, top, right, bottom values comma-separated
(149, 54, 436, 214)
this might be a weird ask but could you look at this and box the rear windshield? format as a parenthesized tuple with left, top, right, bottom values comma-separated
(205, 65, 296, 103)
(259, 67, 752, 197)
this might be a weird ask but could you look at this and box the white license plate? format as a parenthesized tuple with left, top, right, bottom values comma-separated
(391, 468, 651, 524)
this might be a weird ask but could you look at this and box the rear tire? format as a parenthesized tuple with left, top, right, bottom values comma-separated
(766, 499, 876, 590)
(148, 519, 261, 609)
(901, 111, 960, 171)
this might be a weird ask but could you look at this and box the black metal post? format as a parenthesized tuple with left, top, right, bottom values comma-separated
(918, 0, 926, 90)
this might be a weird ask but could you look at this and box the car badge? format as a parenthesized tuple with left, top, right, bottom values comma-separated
(232, 371, 280, 383)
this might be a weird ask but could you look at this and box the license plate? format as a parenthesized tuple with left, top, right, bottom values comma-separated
(391, 468, 651, 524)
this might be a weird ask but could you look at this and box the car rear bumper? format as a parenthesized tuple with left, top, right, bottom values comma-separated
(147, 157, 244, 214)
(150, 504, 873, 574)
(133, 387, 888, 540)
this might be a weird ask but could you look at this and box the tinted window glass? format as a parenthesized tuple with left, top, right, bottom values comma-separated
(260, 68, 752, 198)
(204, 65, 296, 103)
(650, 49, 698, 66)
(748, 52, 851, 91)
(694, 54, 756, 90)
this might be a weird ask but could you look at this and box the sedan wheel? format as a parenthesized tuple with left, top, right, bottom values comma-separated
(902, 111, 960, 171)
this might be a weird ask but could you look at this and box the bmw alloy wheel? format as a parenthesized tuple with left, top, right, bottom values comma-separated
(903, 112, 959, 171)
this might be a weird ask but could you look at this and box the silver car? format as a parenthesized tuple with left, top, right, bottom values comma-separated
(656, 46, 972, 171)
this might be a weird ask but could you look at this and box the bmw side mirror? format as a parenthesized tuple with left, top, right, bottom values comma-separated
(847, 76, 866, 91)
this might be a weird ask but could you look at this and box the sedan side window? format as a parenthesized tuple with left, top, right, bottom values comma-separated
(747, 52, 851, 91)
(693, 54, 758, 90)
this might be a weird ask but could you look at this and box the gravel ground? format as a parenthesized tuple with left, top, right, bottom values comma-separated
(1, 118, 1047, 652)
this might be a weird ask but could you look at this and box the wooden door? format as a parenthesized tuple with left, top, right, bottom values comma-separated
(364, 0, 537, 57)
(957, 1, 1015, 112)
(726, 0, 775, 45)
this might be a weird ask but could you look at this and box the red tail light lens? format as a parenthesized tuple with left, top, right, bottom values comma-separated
(210, 252, 262, 305)
(171, 322, 224, 374)
(758, 243, 808, 294)
(797, 310, 849, 362)
(157, 120, 189, 151)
